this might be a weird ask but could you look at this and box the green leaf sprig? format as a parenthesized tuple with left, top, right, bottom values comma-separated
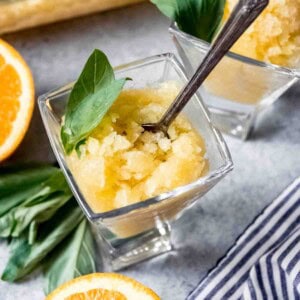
(0, 165, 96, 294)
(43, 219, 95, 295)
(61, 49, 130, 154)
(0, 170, 71, 240)
(2, 201, 84, 282)
(151, 0, 226, 43)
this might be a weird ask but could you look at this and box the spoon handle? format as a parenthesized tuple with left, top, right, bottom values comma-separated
(160, 0, 269, 129)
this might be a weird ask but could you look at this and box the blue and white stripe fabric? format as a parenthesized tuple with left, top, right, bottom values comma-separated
(188, 177, 300, 300)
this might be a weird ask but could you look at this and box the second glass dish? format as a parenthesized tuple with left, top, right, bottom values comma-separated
(170, 23, 300, 140)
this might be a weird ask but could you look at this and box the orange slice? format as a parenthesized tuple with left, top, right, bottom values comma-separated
(66, 288, 126, 300)
(46, 273, 160, 300)
(0, 39, 34, 161)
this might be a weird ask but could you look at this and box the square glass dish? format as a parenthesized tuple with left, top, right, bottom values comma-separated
(170, 23, 300, 140)
(39, 53, 233, 270)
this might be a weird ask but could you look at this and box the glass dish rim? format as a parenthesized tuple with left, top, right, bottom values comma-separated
(38, 52, 233, 221)
(169, 22, 300, 79)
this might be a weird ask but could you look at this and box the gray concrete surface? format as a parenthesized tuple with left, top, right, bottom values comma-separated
(0, 2, 299, 299)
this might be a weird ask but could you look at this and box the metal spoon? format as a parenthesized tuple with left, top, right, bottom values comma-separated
(142, 0, 269, 136)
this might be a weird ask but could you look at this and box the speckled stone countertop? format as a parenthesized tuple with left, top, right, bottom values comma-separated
(0, 3, 299, 300)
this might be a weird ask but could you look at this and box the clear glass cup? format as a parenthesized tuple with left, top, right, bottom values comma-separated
(169, 23, 300, 140)
(38, 53, 233, 271)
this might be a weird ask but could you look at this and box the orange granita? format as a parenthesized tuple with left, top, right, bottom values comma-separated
(225, 0, 300, 67)
(67, 82, 208, 213)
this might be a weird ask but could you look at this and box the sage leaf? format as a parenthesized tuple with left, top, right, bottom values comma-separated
(151, 0, 226, 42)
(61, 49, 129, 154)
(44, 219, 96, 294)
(1, 200, 84, 282)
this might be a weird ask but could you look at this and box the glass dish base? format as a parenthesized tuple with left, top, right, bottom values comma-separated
(97, 221, 173, 271)
(208, 105, 255, 140)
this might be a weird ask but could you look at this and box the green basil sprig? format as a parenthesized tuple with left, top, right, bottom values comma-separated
(0, 165, 96, 294)
(151, 0, 226, 43)
(44, 219, 96, 294)
(0, 165, 58, 216)
(0, 171, 72, 240)
(61, 49, 130, 154)
(1, 201, 84, 282)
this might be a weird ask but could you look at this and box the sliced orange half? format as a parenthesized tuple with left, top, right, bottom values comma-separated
(46, 273, 160, 300)
(0, 39, 34, 162)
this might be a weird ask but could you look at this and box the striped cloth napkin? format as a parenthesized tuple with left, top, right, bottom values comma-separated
(188, 177, 300, 300)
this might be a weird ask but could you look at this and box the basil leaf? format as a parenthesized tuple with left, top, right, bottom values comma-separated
(44, 219, 96, 294)
(151, 0, 178, 19)
(0, 165, 58, 216)
(151, 0, 226, 42)
(177, 0, 226, 42)
(0, 185, 44, 218)
(22, 171, 71, 207)
(1, 200, 84, 282)
(0, 171, 72, 238)
(61, 49, 129, 154)
(0, 165, 58, 196)
(1, 194, 71, 239)
(28, 221, 38, 245)
(0, 213, 15, 237)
